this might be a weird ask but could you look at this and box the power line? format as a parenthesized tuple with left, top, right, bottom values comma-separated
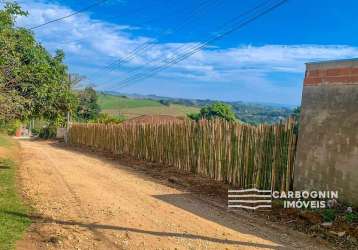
(95, 0, 225, 86)
(29, 0, 109, 30)
(46, 1, 175, 47)
(103, 0, 222, 73)
(113, 0, 288, 90)
(109, 0, 274, 85)
(58, 0, 216, 84)
(110, 0, 272, 83)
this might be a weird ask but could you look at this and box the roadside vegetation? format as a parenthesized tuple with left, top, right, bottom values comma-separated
(0, 2, 76, 126)
(0, 134, 31, 250)
(266, 202, 358, 249)
(0, 2, 122, 137)
(0, 1, 76, 135)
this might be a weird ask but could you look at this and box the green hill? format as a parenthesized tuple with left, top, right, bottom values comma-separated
(97, 93, 294, 123)
(98, 94, 162, 109)
(97, 94, 200, 119)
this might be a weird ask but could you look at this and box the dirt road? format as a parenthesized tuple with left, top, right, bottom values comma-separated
(16, 140, 330, 250)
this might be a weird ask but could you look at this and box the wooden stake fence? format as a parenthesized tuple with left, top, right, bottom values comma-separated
(68, 119, 297, 191)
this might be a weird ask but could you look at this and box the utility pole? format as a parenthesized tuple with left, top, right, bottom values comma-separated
(65, 73, 71, 143)
(65, 111, 70, 143)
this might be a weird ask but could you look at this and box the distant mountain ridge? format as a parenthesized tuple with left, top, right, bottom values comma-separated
(100, 91, 297, 109)
(99, 91, 296, 124)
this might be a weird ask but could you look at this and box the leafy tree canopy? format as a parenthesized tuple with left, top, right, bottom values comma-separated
(0, 1, 76, 125)
(292, 106, 300, 120)
(188, 102, 237, 122)
(76, 87, 100, 121)
(292, 106, 301, 134)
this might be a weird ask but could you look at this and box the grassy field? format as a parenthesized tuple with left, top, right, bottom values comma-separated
(98, 94, 162, 109)
(98, 93, 200, 119)
(0, 134, 31, 250)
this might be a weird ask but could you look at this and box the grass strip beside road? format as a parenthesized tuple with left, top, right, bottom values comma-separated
(0, 134, 31, 250)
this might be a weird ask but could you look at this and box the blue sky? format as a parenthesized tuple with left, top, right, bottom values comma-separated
(5, 0, 358, 105)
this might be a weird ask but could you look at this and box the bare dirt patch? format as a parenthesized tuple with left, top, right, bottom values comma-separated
(17, 139, 333, 249)
(64, 142, 358, 249)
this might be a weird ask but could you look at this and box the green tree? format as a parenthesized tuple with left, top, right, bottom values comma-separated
(292, 106, 300, 120)
(0, 1, 76, 125)
(188, 102, 237, 122)
(292, 106, 301, 134)
(159, 99, 171, 106)
(76, 87, 100, 121)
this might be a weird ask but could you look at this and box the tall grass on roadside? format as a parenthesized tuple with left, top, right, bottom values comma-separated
(68, 118, 297, 191)
(0, 135, 31, 250)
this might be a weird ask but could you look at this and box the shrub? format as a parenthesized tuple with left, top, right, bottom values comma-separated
(90, 113, 124, 124)
(322, 209, 336, 222)
(6, 120, 22, 136)
(38, 126, 56, 139)
(159, 100, 171, 106)
(187, 112, 201, 121)
(187, 102, 237, 122)
(345, 211, 358, 223)
(31, 128, 40, 136)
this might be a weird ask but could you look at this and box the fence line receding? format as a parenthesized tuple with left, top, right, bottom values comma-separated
(68, 119, 297, 191)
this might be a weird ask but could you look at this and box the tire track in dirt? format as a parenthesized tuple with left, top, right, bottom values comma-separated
(17, 141, 121, 249)
(16, 140, 333, 250)
(39, 148, 83, 214)
(38, 147, 120, 249)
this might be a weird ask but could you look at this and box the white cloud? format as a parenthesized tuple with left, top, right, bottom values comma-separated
(206, 45, 358, 73)
(3, 0, 358, 104)
(12, 1, 358, 81)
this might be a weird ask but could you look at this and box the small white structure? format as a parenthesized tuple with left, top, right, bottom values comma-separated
(15, 126, 31, 138)
(56, 127, 67, 139)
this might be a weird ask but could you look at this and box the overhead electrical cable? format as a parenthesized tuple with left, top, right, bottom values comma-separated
(29, 0, 109, 30)
(106, 0, 274, 84)
(110, 0, 272, 81)
(103, 0, 222, 72)
(62, 0, 220, 83)
(51, 0, 175, 46)
(112, 0, 288, 90)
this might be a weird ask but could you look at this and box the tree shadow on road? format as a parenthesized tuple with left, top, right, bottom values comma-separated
(41, 141, 306, 249)
(5, 211, 280, 249)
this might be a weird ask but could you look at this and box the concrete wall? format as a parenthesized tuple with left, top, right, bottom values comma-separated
(294, 59, 358, 206)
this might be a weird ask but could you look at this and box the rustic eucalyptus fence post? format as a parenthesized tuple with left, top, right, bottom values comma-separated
(68, 118, 297, 191)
